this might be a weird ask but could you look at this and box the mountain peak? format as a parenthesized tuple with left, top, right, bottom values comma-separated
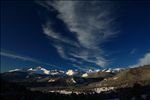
(66, 70, 76, 76)
(27, 66, 50, 75)
(9, 69, 21, 72)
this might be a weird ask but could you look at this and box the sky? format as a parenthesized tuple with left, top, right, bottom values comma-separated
(1, 0, 150, 72)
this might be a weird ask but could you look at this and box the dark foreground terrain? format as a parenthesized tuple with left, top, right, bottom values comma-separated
(1, 79, 150, 100)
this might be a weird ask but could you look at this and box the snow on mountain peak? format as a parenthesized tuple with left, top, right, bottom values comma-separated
(28, 66, 50, 75)
(9, 69, 21, 72)
(82, 73, 88, 77)
(8, 66, 65, 75)
(66, 70, 75, 76)
(49, 70, 65, 75)
(8, 66, 124, 76)
(28, 68, 33, 71)
(105, 69, 112, 72)
(40, 68, 50, 75)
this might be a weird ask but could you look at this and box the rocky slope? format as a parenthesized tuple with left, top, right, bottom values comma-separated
(98, 65, 150, 88)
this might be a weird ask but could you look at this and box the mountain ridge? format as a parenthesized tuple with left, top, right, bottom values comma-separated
(1, 65, 150, 95)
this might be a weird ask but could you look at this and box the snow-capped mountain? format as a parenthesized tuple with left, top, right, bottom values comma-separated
(8, 66, 65, 76)
(49, 70, 65, 75)
(81, 68, 124, 78)
(82, 73, 88, 77)
(66, 70, 76, 76)
(28, 66, 50, 75)
(9, 69, 22, 72)
(102, 68, 112, 72)
(8, 67, 124, 77)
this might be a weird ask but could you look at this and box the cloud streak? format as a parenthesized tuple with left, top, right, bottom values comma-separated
(1, 52, 39, 63)
(0, 51, 61, 69)
(38, 1, 118, 68)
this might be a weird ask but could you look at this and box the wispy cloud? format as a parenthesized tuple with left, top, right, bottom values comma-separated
(0, 51, 61, 69)
(130, 49, 136, 54)
(37, 1, 118, 68)
(129, 53, 150, 68)
(1, 52, 39, 63)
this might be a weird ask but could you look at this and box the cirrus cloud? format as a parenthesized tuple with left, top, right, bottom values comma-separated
(0, 50, 61, 69)
(37, 1, 118, 68)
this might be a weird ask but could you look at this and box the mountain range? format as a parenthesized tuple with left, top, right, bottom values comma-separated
(1, 65, 150, 97)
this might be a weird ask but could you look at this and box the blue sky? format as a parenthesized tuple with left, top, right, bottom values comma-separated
(1, 0, 150, 72)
